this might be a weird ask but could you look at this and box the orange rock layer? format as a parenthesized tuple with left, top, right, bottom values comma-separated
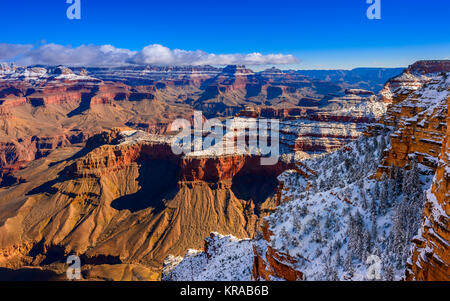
(377, 81, 447, 178)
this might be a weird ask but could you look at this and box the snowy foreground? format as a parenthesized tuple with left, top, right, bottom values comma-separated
(266, 131, 431, 280)
(163, 234, 254, 281)
(163, 128, 433, 281)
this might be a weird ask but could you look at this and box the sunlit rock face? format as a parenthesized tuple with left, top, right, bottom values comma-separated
(376, 63, 449, 177)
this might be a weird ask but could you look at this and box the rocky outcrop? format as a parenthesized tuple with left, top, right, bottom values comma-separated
(376, 65, 449, 178)
(76, 65, 221, 87)
(0, 133, 87, 168)
(234, 88, 387, 155)
(252, 221, 304, 281)
(406, 60, 450, 75)
(0, 72, 191, 176)
(251, 169, 310, 281)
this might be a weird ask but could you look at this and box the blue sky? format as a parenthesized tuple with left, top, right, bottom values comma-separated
(0, 0, 449, 69)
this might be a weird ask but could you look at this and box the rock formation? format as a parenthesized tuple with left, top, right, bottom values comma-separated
(406, 94, 449, 281)
(252, 221, 304, 281)
(376, 71, 448, 177)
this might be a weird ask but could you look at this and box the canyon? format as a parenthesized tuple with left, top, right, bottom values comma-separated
(0, 61, 448, 281)
(165, 60, 450, 281)
(0, 63, 393, 185)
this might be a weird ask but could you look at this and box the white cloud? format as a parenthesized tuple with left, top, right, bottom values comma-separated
(0, 43, 299, 67)
(17, 43, 136, 67)
(0, 43, 33, 60)
(128, 44, 299, 66)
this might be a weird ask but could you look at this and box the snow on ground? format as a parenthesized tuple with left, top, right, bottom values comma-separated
(265, 131, 434, 280)
(118, 130, 173, 145)
(162, 233, 254, 281)
(402, 72, 449, 109)
(0, 65, 98, 85)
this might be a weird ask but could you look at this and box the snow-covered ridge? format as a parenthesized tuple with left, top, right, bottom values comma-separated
(118, 130, 174, 145)
(379, 69, 449, 102)
(0, 65, 97, 85)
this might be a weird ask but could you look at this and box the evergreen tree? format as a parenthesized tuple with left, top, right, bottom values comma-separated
(371, 206, 378, 245)
(379, 134, 386, 159)
(344, 252, 354, 277)
(293, 216, 302, 234)
(363, 229, 372, 253)
(379, 174, 389, 215)
(336, 252, 342, 267)
(383, 258, 395, 281)
(361, 192, 369, 211)
(299, 204, 308, 218)
(392, 166, 403, 197)
(373, 181, 381, 200)
(392, 207, 406, 269)
(312, 227, 322, 243)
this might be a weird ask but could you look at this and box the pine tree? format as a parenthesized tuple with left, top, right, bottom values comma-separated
(312, 227, 322, 243)
(373, 181, 380, 200)
(346, 215, 356, 252)
(373, 135, 379, 151)
(299, 204, 308, 218)
(383, 261, 395, 281)
(409, 158, 422, 204)
(379, 174, 389, 215)
(292, 216, 302, 234)
(371, 207, 377, 245)
(392, 207, 406, 269)
(325, 214, 333, 230)
(344, 252, 354, 277)
(363, 229, 372, 253)
(336, 252, 342, 267)
(392, 166, 403, 197)
(361, 192, 368, 211)
(280, 226, 290, 243)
